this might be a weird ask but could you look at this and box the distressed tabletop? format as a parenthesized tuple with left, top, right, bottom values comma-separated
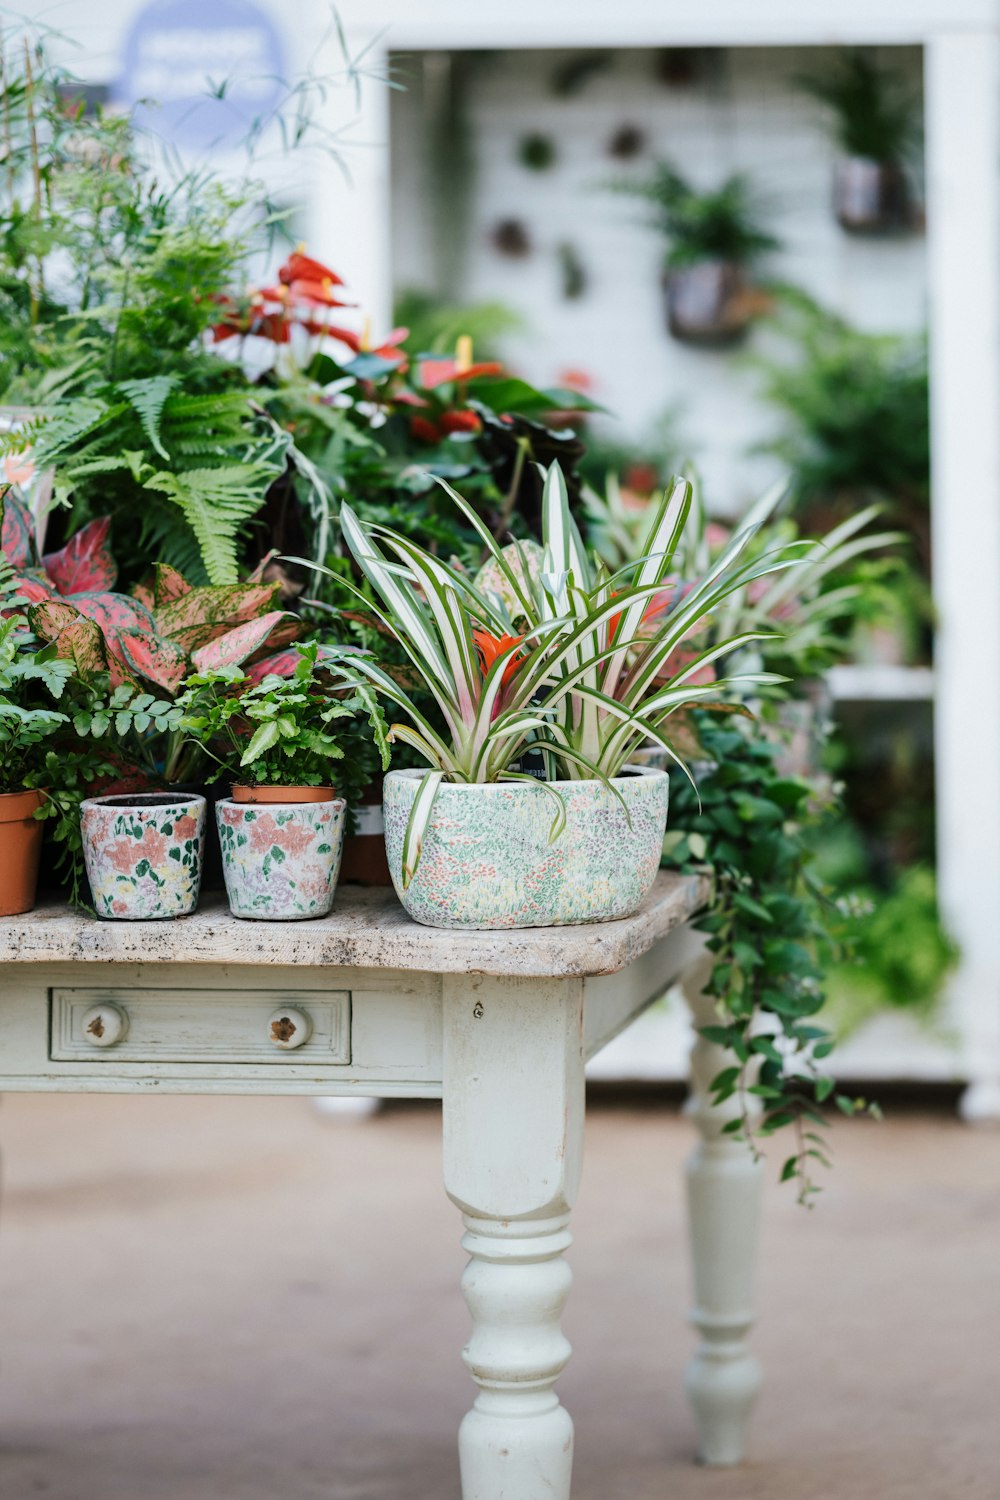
(0, 870, 707, 978)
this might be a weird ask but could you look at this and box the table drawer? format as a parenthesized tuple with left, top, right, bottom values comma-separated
(50, 988, 351, 1065)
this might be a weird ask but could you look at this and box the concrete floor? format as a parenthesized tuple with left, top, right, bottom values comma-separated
(0, 1092, 997, 1500)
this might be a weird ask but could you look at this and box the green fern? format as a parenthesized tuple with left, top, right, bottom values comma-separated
(118, 375, 178, 460)
(145, 461, 281, 584)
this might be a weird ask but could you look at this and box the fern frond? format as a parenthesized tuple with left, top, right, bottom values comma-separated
(118, 375, 178, 460)
(145, 463, 277, 584)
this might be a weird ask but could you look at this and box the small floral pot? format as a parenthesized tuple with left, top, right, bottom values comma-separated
(81, 793, 206, 921)
(0, 787, 46, 917)
(383, 766, 670, 930)
(216, 796, 346, 921)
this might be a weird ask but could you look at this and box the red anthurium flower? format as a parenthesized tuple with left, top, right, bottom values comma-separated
(284, 277, 353, 309)
(473, 629, 526, 690)
(419, 356, 503, 390)
(439, 409, 482, 435)
(409, 415, 443, 444)
(278, 248, 344, 287)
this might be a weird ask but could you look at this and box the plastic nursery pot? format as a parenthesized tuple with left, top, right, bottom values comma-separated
(80, 793, 206, 921)
(340, 779, 393, 887)
(216, 796, 346, 921)
(663, 259, 752, 345)
(231, 784, 335, 805)
(0, 788, 46, 917)
(383, 765, 670, 931)
(833, 156, 910, 234)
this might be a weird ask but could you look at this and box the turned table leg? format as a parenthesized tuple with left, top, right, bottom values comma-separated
(442, 974, 585, 1500)
(681, 955, 763, 1466)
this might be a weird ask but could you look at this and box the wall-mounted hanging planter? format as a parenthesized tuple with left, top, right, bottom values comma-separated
(383, 766, 669, 931)
(664, 260, 754, 346)
(518, 132, 556, 171)
(833, 156, 910, 234)
(216, 793, 346, 921)
(492, 218, 532, 257)
(81, 792, 206, 920)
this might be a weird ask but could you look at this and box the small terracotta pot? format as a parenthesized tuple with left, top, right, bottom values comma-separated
(231, 784, 335, 805)
(217, 796, 346, 921)
(80, 792, 206, 920)
(0, 787, 46, 917)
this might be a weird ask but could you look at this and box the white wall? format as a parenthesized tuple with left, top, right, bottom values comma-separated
(388, 45, 927, 514)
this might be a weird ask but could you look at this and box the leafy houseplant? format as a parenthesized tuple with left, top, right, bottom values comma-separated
(606, 162, 778, 344)
(0, 605, 71, 914)
(799, 49, 920, 234)
(176, 644, 390, 921)
(320, 464, 801, 930)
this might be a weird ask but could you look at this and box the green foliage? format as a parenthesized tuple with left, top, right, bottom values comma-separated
(606, 161, 780, 268)
(756, 292, 929, 517)
(393, 288, 525, 359)
(177, 642, 390, 806)
(799, 49, 919, 163)
(0, 608, 72, 791)
(662, 712, 877, 1202)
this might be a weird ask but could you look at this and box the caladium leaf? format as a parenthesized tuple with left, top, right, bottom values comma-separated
(1, 492, 37, 569)
(152, 562, 193, 607)
(154, 582, 281, 652)
(27, 602, 120, 682)
(13, 572, 59, 605)
(190, 611, 293, 672)
(244, 642, 349, 683)
(117, 629, 189, 694)
(43, 516, 117, 594)
(70, 591, 157, 656)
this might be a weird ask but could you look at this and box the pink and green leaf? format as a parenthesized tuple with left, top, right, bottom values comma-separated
(117, 629, 188, 694)
(190, 612, 293, 673)
(1, 491, 37, 569)
(42, 516, 117, 594)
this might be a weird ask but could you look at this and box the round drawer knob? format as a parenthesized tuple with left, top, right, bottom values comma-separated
(267, 1007, 312, 1050)
(81, 1003, 129, 1048)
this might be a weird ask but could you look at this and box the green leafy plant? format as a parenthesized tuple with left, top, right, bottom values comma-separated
(799, 49, 919, 163)
(605, 161, 779, 268)
(755, 291, 930, 576)
(662, 711, 878, 1203)
(176, 642, 390, 804)
(314, 464, 804, 884)
(0, 608, 71, 791)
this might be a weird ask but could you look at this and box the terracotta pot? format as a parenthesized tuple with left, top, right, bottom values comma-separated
(834, 156, 910, 234)
(340, 801, 393, 886)
(231, 784, 335, 805)
(216, 796, 346, 921)
(0, 787, 46, 917)
(663, 260, 753, 346)
(383, 765, 670, 930)
(80, 793, 206, 920)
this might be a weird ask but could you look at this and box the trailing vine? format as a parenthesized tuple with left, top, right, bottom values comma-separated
(661, 711, 878, 1202)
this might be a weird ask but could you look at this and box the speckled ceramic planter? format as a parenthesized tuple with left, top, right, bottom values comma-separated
(216, 797, 346, 921)
(383, 766, 670, 930)
(80, 793, 206, 920)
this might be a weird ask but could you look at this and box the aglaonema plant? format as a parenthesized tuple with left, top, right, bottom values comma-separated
(306, 463, 806, 885)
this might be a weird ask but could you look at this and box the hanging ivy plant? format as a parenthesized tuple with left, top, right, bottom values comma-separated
(661, 710, 879, 1202)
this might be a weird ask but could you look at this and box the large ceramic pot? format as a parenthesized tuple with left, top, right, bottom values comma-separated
(0, 787, 45, 916)
(216, 796, 346, 921)
(81, 792, 206, 920)
(383, 765, 670, 930)
(833, 156, 909, 234)
(664, 260, 752, 345)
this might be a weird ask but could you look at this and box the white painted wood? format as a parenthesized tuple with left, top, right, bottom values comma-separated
(681, 954, 764, 1467)
(826, 665, 936, 702)
(442, 974, 586, 1500)
(4, 874, 704, 977)
(925, 29, 1000, 1122)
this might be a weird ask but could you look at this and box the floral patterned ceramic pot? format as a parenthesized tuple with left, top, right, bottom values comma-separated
(80, 792, 206, 920)
(216, 796, 346, 921)
(383, 765, 670, 930)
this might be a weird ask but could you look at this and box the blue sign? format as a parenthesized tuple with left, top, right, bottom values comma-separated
(118, 0, 286, 151)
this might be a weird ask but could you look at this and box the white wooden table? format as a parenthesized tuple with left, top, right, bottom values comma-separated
(0, 870, 767, 1499)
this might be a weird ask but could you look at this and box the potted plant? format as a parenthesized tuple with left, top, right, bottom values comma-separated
(0, 603, 72, 914)
(322, 464, 800, 931)
(606, 162, 778, 344)
(799, 50, 919, 234)
(176, 643, 389, 920)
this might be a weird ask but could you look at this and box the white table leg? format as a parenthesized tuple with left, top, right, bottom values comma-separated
(681, 956, 763, 1466)
(442, 974, 585, 1500)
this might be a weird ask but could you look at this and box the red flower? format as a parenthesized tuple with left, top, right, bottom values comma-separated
(419, 356, 502, 390)
(473, 629, 526, 689)
(439, 409, 482, 436)
(278, 249, 344, 287)
(409, 415, 444, 444)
